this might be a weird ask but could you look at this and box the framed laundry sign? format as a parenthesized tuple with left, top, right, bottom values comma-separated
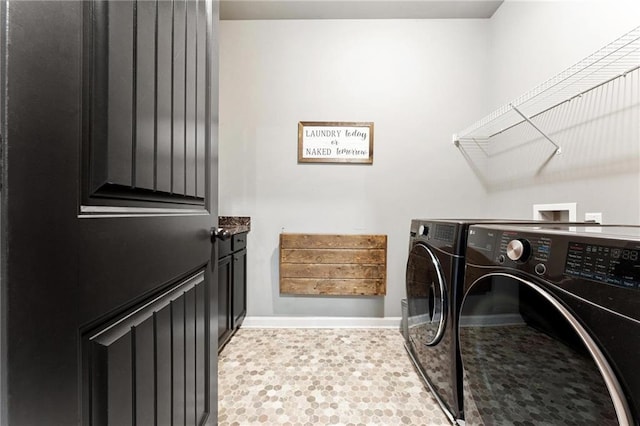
(298, 121, 374, 164)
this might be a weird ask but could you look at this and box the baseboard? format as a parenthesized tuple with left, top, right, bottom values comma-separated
(241, 316, 402, 329)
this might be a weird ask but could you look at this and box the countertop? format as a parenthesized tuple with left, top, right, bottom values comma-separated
(218, 216, 251, 235)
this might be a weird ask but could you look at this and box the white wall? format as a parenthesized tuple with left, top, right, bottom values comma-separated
(482, 0, 640, 224)
(219, 1, 640, 320)
(219, 19, 490, 318)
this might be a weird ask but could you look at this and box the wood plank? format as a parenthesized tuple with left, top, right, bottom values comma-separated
(280, 248, 386, 264)
(280, 278, 385, 296)
(279, 233, 387, 296)
(281, 264, 385, 280)
(280, 234, 386, 249)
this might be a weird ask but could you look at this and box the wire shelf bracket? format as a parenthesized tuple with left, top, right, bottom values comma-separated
(510, 104, 562, 155)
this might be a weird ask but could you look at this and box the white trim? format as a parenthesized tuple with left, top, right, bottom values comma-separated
(241, 316, 402, 329)
(532, 202, 577, 222)
(79, 205, 208, 218)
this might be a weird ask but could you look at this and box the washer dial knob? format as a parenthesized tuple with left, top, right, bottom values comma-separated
(506, 239, 530, 262)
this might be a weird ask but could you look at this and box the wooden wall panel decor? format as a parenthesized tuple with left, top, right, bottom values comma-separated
(280, 234, 387, 296)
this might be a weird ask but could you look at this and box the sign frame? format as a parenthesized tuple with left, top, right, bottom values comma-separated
(298, 121, 374, 164)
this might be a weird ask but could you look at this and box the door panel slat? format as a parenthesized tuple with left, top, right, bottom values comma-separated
(135, 0, 156, 190)
(172, 0, 186, 196)
(196, 279, 208, 422)
(106, 1, 134, 188)
(185, 287, 197, 425)
(185, 0, 197, 197)
(196, 0, 207, 199)
(155, 307, 172, 425)
(134, 318, 155, 425)
(108, 333, 133, 426)
(172, 295, 186, 425)
(156, 0, 173, 193)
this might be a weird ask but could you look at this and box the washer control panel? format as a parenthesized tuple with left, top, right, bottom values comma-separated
(565, 242, 639, 290)
(468, 225, 640, 291)
(499, 231, 552, 264)
(469, 229, 555, 278)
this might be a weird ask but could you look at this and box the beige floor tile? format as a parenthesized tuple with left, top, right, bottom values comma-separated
(218, 328, 450, 425)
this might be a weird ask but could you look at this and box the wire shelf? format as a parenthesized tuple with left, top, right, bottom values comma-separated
(454, 25, 640, 147)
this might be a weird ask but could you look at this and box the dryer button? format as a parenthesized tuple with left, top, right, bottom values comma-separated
(498, 255, 505, 264)
(535, 263, 547, 275)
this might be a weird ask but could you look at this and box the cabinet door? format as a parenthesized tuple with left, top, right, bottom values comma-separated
(218, 255, 232, 348)
(232, 248, 247, 329)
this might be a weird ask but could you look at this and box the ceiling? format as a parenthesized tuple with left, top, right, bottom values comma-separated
(220, 0, 504, 20)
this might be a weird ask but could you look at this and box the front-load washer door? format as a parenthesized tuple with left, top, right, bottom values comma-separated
(406, 243, 447, 348)
(406, 242, 460, 420)
(459, 273, 632, 426)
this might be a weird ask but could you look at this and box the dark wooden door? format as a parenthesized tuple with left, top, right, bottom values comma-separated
(1, 1, 219, 425)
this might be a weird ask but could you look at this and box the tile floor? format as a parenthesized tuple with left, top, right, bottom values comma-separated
(218, 328, 450, 426)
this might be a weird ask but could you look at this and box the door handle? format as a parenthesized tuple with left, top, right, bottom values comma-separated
(210, 227, 231, 242)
